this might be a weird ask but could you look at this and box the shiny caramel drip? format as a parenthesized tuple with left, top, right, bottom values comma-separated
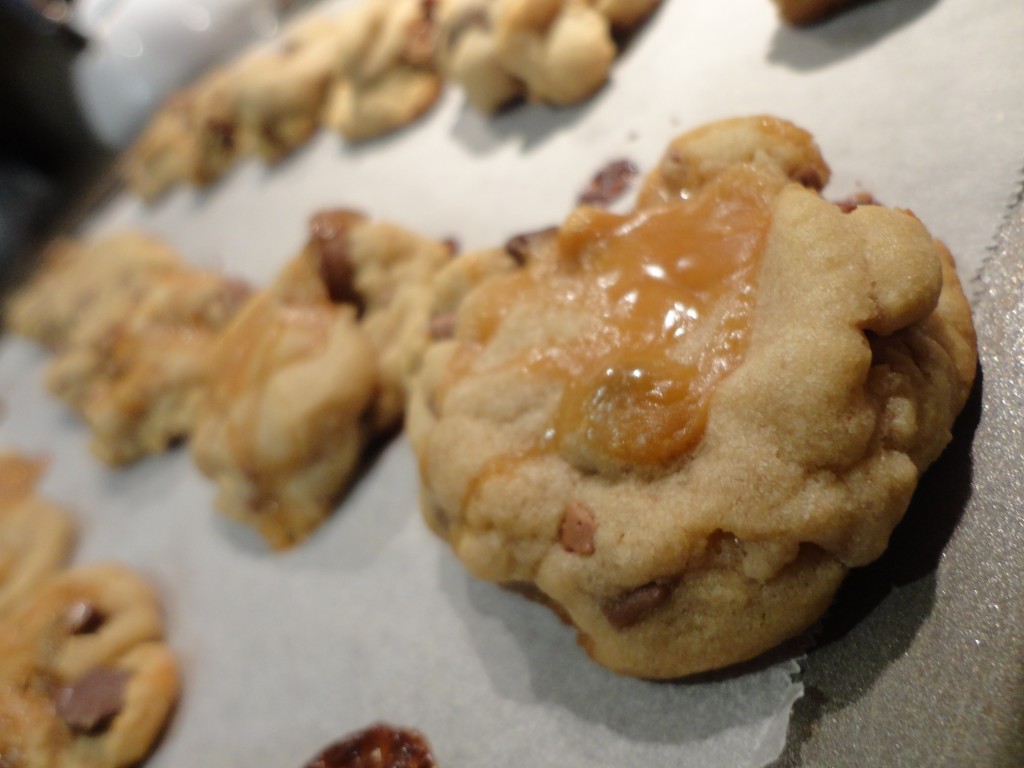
(451, 165, 776, 493)
(552, 168, 773, 469)
(214, 295, 334, 484)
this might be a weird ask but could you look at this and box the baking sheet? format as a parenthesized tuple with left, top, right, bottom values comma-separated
(2, 0, 1024, 765)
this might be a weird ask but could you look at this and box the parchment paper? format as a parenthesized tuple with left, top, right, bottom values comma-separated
(1, 0, 1023, 765)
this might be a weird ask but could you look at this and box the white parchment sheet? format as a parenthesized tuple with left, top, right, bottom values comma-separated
(2, 0, 1023, 765)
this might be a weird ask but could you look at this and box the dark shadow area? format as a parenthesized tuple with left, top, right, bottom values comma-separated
(0, 4, 115, 294)
(449, 97, 599, 157)
(767, 0, 940, 71)
(813, 366, 980, 649)
(439, 553, 802, 750)
(771, 366, 984, 766)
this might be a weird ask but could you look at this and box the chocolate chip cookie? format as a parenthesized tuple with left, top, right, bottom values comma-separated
(0, 563, 180, 767)
(435, 0, 662, 113)
(192, 210, 452, 549)
(407, 115, 978, 678)
(322, 0, 443, 141)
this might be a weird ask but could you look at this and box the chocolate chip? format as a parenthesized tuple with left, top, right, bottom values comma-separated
(834, 192, 879, 213)
(794, 166, 826, 190)
(441, 237, 460, 255)
(403, 18, 436, 68)
(303, 724, 436, 768)
(602, 580, 675, 629)
(503, 226, 558, 265)
(65, 601, 105, 635)
(577, 159, 639, 207)
(428, 312, 456, 340)
(309, 210, 366, 308)
(559, 500, 596, 555)
(207, 119, 235, 152)
(54, 666, 131, 734)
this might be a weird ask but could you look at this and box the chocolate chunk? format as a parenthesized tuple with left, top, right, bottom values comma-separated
(794, 166, 826, 190)
(65, 601, 105, 635)
(559, 500, 597, 555)
(207, 119, 235, 152)
(503, 226, 558, 265)
(403, 17, 436, 68)
(602, 580, 675, 629)
(577, 159, 639, 207)
(303, 724, 436, 768)
(441, 237, 460, 256)
(834, 192, 879, 213)
(309, 210, 366, 308)
(428, 312, 456, 340)
(55, 666, 131, 733)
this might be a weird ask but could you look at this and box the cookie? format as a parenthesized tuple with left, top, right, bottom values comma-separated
(185, 67, 245, 186)
(773, 0, 869, 25)
(0, 563, 180, 768)
(191, 281, 379, 549)
(312, 210, 456, 426)
(121, 91, 196, 202)
(0, 453, 75, 618)
(234, 17, 352, 163)
(322, 0, 443, 141)
(45, 267, 251, 465)
(435, 0, 661, 113)
(407, 115, 977, 678)
(191, 210, 452, 549)
(124, 65, 246, 194)
(3, 233, 180, 351)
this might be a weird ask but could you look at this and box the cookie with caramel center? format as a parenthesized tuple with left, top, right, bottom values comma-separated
(408, 115, 977, 678)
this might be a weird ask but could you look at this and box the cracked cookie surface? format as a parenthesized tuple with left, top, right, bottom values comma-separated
(407, 115, 977, 678)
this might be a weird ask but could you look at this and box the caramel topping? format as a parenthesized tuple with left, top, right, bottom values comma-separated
(448, 165, 777, 517)
(553, 166, 773, 470)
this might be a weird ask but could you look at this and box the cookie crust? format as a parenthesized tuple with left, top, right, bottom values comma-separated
(408, 116, 977, 678)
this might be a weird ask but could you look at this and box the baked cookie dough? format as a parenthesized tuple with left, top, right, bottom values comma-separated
(323, 0, 443, 141)
(3, 233, 180, 351)
(0, 563, 180, 767)
(5, 229, 250, 465)
(123, 67, 244, 198)
(121, 91, 196, 202)
(407, 115, 977, 678)
(192, 210, 451, 549)
(46, 266, 251, 465)
(434, 0, 662, 113)
(773, 0, 872, 25)
(234, 16, 353, 162)
(0, 452, 75, 618)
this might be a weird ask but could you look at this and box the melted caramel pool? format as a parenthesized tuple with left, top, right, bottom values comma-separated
(459, 164, 778, 473)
